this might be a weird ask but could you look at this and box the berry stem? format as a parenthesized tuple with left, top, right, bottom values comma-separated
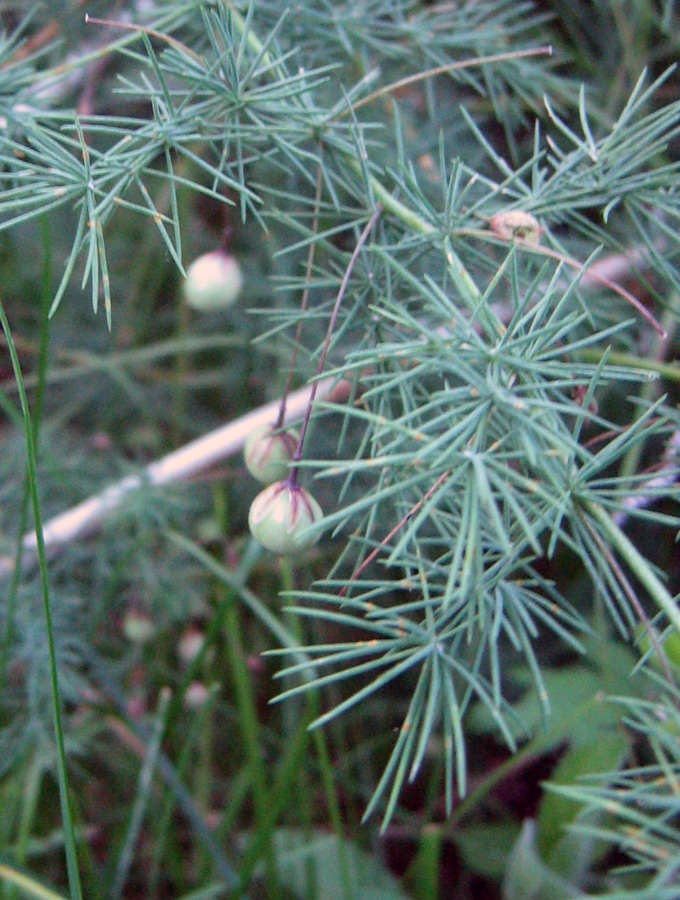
(276, 151, 324, 429)
(219, 223, 233, 253)
(288, 205, 383, 487)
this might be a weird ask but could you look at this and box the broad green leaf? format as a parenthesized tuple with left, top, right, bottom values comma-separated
(469, 637, 641, 750)
(453, 822, 520, 880)
(502, 821, 580, 900)
(537, 730, 629, 877)
(269, 828, 413, 900)
(502, 821, 548, 900)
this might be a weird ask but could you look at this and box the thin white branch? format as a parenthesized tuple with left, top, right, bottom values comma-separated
(0, 377, 337, 579)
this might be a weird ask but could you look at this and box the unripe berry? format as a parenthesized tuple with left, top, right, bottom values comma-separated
(248, 480, 323, 555)
(244, 423, 300, 484)
(122, 610, 155, 644)
(489, 210, 540, 245)
(183, 250, 243, 311)
(184, 682, 210, 708)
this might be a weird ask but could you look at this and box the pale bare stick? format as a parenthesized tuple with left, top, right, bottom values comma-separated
(0, 377, 340, 580)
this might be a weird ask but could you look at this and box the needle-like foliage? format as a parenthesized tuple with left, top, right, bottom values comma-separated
(1, 2, 680, 898)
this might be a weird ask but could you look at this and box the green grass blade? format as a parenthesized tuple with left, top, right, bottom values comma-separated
(0, 300, 83, 900)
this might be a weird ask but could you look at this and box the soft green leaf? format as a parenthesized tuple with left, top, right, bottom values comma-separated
(502, 821, 581, 900)
(469, 637, 642, 749)
(537, 730, 629, 877)
(268, 828, 413, 900)
(453, 822, 520, 880)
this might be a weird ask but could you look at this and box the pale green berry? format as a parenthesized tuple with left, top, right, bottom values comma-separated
(183, 250, 243, 311)
(244, 423, 300, 484)
(122, 610, 156, 644)
(248, 480, 323, 555)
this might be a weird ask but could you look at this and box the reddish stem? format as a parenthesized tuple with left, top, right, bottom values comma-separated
(277, 158, 325, 428)
(339, 470, 451, 597)
(288, 206, 383, 487)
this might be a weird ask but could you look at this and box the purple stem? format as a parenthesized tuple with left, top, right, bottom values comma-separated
(288, 205, 383, 487)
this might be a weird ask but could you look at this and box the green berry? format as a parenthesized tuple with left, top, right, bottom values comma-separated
(183, 250, 243, 311)
(122, 610, 156, 644)
(248, 480, 323, 555)
(244, 423, 300, 484)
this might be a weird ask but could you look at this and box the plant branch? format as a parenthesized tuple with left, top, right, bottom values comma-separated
(583, 499, 680, 635)
(339, 469, 451, 597)
(289, 206, 383, 482)
(577, 349, 680, 383)
(344, 46, 553, 116)
(277, 149, 324, 428)
(581, 514, 677, 685)
(458, 226, 666, 337)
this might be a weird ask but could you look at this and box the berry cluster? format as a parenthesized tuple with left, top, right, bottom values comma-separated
(183, 249, 324, 556)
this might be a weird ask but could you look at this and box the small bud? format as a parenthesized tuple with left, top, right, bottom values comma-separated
(184, 682, 210, 708)
(123, 610, 155, 644)
(244, 423, 300, 484)
(183, 250, 243, 311)
(248, 480, 323, 555)
(178, 626, 206, 665)
(489, 210, 541, 245)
